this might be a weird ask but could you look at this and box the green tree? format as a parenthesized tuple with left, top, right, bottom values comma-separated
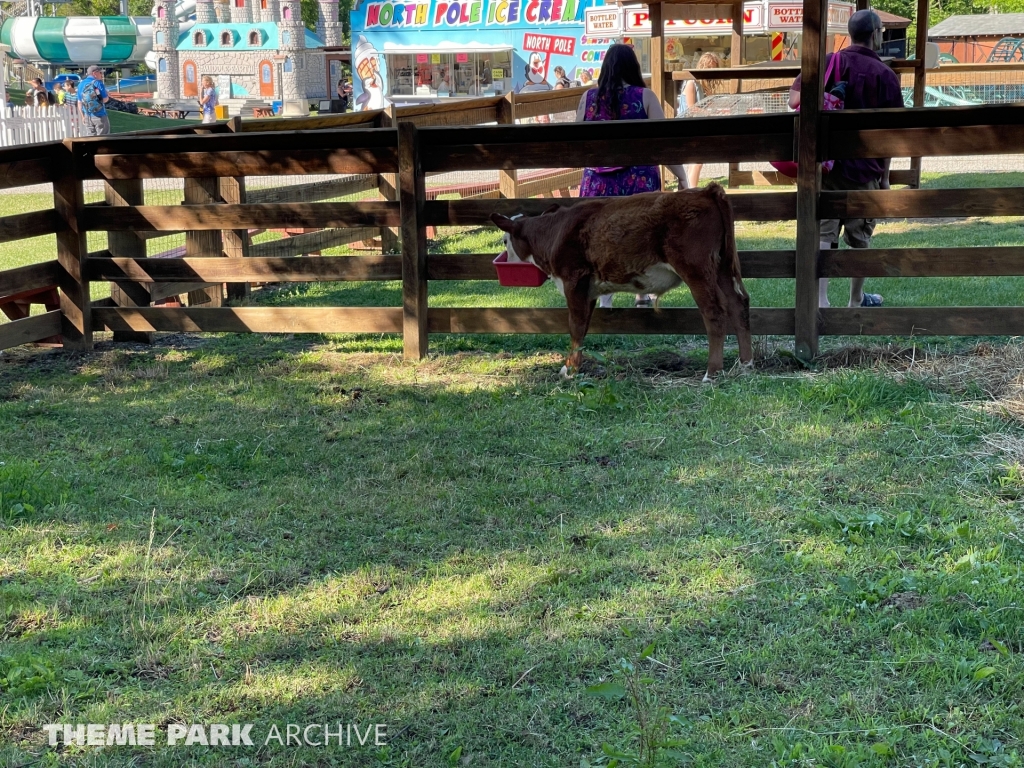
(300, 0, 354, 39)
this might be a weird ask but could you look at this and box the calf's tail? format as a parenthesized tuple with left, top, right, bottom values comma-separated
(708, 182, 748, 300)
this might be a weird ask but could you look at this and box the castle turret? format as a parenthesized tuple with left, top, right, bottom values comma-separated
(256, 0, 278, 23)
(230, 0, 251, 24)
(195, 0, 216, 23)
(278, 0, 306, 114)
(152, 0, 179, 103)
(317, 0, 342, 47)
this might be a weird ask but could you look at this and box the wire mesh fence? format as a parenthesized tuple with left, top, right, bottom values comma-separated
(681, 92, 793, 117)
(905, 84, 1024, 106)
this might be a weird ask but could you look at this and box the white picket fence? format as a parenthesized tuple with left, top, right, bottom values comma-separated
(0, 105, 82, 147)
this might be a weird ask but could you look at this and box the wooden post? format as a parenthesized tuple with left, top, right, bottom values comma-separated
(650, 3, 666, 112)
(221, 113, 250, 301)
(220, 176, 250, 301)
(498, 93, 518, 198)
(794, 0, 828, 361)
(105, 178, 151, 343)
(731, 0, 745, 94)
(399, 121, 427, 360)
(650, 2, 668, 189)
(378, 104, 400, 253)
(909, 0, 928, 187)
(184, 177, 223, 306)
(53, 142, 91, 350)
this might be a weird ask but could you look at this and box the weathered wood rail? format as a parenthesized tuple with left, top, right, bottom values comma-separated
(4, 98, 1024, 359)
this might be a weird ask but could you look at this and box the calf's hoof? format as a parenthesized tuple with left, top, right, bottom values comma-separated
(560, 364, 573, 380)
(702, 371, 718, 384)
(737, 360, 755, 375)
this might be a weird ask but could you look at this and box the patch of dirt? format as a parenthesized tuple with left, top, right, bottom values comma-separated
(881, 591, 926, 611)
(630, 349, 696, 375)
(576, 454, 617, 467)
(979, 639, 1019, 654)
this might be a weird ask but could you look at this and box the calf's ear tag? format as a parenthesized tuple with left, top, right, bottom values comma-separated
(510, 214, 525, 221)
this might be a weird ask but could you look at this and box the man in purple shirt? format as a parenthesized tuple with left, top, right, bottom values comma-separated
(790, 10, 904, 308)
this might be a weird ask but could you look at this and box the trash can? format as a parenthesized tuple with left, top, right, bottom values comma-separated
(272, 101, 283, 116)
(214, 104, 228, 120)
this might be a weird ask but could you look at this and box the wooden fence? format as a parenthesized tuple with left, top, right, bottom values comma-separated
(4, 96, 1024, 360)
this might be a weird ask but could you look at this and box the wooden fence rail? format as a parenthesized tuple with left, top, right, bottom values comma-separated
(4, 100, 1024, 356)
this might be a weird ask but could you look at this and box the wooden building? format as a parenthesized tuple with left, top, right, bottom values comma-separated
(929, 12, 1024, 63)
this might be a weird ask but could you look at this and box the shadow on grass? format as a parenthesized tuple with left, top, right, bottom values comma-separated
(1, 335, 1023, 766)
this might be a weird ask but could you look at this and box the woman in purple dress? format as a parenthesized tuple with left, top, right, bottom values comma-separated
(576, 44, 687, 308)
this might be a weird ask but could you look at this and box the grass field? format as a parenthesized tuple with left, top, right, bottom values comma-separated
(2, 173, 1024, 767)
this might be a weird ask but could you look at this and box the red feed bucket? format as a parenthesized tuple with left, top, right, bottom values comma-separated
(493, 251, 548, 288)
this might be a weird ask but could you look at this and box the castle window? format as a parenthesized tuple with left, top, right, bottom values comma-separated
(261, 0, 267, 7)
(155, 31, 165, 44)
(194, 30, 206, 45)
(235, 0, 244, 6)
(282, 30, 291, 44)
(157, 6, 165, 17)
(282, 5, 291, 19)
(283, 56, 293, 73)
(220, 31, 233, 46)
(158, 57, 167, 73)
(248, 30, 260, 45)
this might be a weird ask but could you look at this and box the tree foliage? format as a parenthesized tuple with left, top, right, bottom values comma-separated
(875, 0, 1024, 28)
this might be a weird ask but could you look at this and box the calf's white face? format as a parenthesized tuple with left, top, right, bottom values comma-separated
(502, 230, 523, 263)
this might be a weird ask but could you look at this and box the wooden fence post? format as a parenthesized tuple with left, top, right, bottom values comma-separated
(794, 0, 828, 361)
(53, 141, 91, 350)
(909, 0, 928, 188)
(184, 177, 224, 306)
(498, 93, 518, 198)
(220, 113, 251, 301)
(399, 121, 427, 359)
(220, 175, 251, 301)
(378, 105, 401, 254)
(105, 179, 151, 343)
(730, 0, 745, 94)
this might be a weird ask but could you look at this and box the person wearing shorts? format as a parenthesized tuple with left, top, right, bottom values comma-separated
(790, 10, 903, 308)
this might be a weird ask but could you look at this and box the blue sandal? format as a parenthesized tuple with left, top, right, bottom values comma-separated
(860, 293, 883, 307)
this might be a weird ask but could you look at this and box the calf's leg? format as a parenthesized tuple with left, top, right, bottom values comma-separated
(717, 272, 753, 369)
(687, 281, 729, 382)
(562, 279, 596, 378)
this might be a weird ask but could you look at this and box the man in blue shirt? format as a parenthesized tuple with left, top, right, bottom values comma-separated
(78, 65, 111, 136)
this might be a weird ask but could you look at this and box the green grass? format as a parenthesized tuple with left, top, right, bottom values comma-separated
(1, 333, 1024, 767)
(2, 170, 1024, 766)
(106, 110, 196, 133)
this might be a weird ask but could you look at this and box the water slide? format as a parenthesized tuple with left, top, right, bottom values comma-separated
(0, 0, 195, 67)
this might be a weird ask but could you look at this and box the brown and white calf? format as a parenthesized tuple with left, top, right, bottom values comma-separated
(491, 183, 753, 381)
